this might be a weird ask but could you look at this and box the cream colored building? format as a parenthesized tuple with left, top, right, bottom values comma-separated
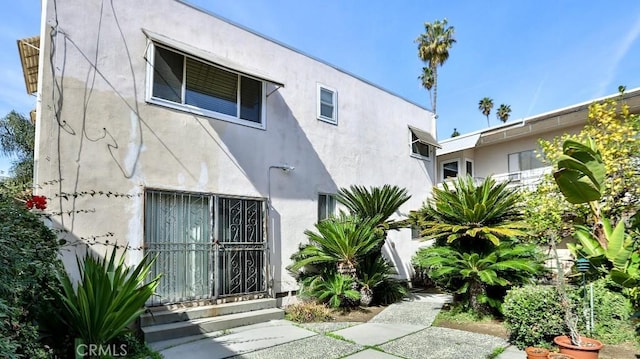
(436, 88, 640, 187)
(28, 0, 438, 309)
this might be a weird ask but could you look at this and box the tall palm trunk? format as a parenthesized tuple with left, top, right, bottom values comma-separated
(432, 65, 438, 115)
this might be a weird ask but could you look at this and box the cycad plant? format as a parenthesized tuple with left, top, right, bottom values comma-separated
(413, 241, 545, 314)
(289, 214, 382, 277)
(418, 176, 526, 252)
(336, 184, 410, 231)
(305, 273, 361, 308)
(56, 250, 161, 347)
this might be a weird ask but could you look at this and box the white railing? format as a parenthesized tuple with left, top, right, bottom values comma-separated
(492, 166, 552, 190)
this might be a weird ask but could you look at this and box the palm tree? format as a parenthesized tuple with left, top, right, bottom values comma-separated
(416, 19, 456, 115)
(418, 67, 434, 109)
(289, 214, 382, 277)
(336, 184, 410, 232)
(416, 176, 527, 251)
(478, 97, 494, 127)
(496, 104, 512, 123)
(451, 128, 460, 137)
(413, 241, 544, 314)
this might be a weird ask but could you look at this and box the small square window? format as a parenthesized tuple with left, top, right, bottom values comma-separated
(411, 133, 431, 158)
(411, 225, 422, 241)
(318, 193, 336, 221)
(442, 160, 459, 180)
(317, 85, 337, 124)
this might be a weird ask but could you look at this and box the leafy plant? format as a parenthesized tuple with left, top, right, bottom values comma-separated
(285, 301, 333, 323)
(503, 285, 566, 349)
(306, 274, 360, 308)
(568, 279, 635, 344)
(289, 214, 382, 277)
(416, 176, 527, 250)
(0, 196, 62, 358)
(414, 241, 545, 314)
(56, 250, 161, 346)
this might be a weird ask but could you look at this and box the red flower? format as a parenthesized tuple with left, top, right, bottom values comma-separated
(26, 195, 47, 210)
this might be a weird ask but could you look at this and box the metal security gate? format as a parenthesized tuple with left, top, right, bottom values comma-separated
(145, 190, 267, 306)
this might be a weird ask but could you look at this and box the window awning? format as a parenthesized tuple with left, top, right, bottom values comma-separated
(142, 29, 284, 88)
(409, 126, 440, 148)
(17, 36, 40, 95)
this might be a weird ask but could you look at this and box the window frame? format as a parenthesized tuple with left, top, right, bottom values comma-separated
(409, 131, 432, 160)
(464, 158, 474, 178)
(441, 158, 460, 181)
(146, 42, 267, 130)
(317, 193, 337, 221)
(317, 84, 338, 124)
(507, 149, 545, 173)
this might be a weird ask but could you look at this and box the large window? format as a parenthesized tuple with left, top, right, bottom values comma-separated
(149, 44, 265, 127)
(317, 85, 337, 124)
(318, 193, 336, 221)
(508, 150, 545, 173)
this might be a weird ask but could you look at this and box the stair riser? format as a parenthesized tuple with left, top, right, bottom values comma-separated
(141, 299, 277, 327)
(143, 310, 284, 343)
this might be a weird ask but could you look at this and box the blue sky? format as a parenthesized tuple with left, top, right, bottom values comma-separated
(2, 1, 640, 174)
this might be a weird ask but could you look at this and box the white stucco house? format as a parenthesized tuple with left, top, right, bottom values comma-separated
(436, 88, 640, 187)
(25, 0, 438, 337)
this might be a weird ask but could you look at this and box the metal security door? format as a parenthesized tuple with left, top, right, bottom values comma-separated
(145, 191, 267, 306)
(215, 197, 267, 297)
(145, 191, 213, 306)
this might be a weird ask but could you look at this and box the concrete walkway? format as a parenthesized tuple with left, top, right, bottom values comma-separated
(157, 292, 524, 359)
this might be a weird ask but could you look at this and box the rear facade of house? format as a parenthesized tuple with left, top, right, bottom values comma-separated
(33, 0, 437, 308)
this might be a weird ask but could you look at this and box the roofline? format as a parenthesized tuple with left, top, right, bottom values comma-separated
(177, 0, 432, 113)
(439, 86, 640, 144)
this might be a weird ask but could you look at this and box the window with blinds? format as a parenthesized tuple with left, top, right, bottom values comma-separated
(150, 44, 264, 126)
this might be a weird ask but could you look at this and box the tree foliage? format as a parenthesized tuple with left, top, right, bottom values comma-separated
(416, 176, 527, 250)
(478, 97, 494, 127)
(416, 18, 456, 114)
(0, 111, 34, 186)
(533, 95, 640, 224)
(496, 104, 511, 123)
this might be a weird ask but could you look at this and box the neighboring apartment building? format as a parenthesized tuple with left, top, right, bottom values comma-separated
(436, 88, 640, 187)
(29, 0, 438, 310)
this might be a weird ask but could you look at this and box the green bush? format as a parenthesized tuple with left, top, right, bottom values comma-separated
(0, 196, 62, 358)
(302, 273, 360, 308)
(413, 241, 546, 315)
(57, 249, 161, 346)
(503, 285, 565, 349)
(568, 278, 635, 344)
(285, 301, 333, 323)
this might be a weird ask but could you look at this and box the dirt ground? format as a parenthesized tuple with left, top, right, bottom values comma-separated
(436, 318, 638, 359)
(330, 305, 385, 322)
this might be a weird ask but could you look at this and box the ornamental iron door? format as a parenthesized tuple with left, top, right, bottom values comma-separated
(145, 190, 266, 306)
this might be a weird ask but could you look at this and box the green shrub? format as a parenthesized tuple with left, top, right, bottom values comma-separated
(56, 249, 161, 346)
(302, 273, 360, 308)
(568, 278, 635, 344)
(414, 241, 546, 315)
(503, 285, 565, 349)
(285, 301, 333, 323)
(0, 196, 62, 358)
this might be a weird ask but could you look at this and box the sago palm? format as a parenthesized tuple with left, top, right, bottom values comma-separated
(336, 184, 410, 231)
(418, 176, 527, 249)
(289, 214, 382, 277)
(413, 242, 545, 314)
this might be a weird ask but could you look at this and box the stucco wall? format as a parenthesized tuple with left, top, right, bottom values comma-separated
(436, 124, 584, 181)
(35, 0, 435, 294)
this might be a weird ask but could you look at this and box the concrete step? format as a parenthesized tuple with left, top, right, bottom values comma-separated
(141, 298, 278, 327)
(142, 307, 285, 343)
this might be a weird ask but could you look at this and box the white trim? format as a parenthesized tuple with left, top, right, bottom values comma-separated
(145, 42, 267, 130)
(317, 84, 337, 125)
